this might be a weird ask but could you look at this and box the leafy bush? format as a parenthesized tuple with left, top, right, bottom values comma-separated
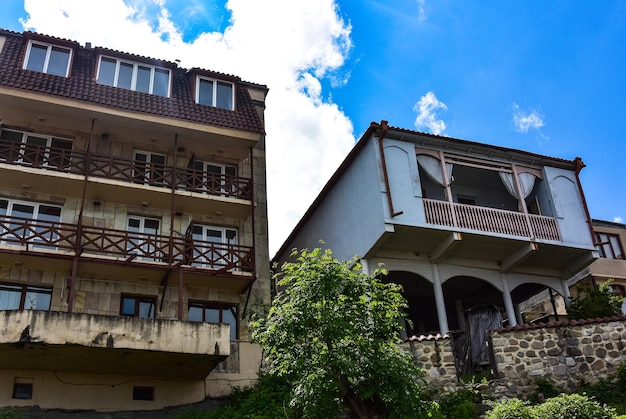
(568, 281, 624, 319)
(533, 393, 617, 419)
(486, 398, 535, 419)
(437, 388, 479, 419)
(528, 378, 562, 403)
(175, 373, 293, 419)
(578, 361, 626, 413)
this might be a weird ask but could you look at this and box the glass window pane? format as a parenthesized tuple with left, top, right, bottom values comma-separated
(37, 205, 61, 222)
(0, 286, 21, 310)
(97, 57, 116, 86)
(118, 62, 133, 89)
(153, 68, 169, 97)
(139, 299, 155, 318)
(121, 297, 135, 316)
(207, 229, 223, 242)
(223, 307, 237, 339)
(188, 304, 203, 322)
(150, 154, 166, 164)
(204, 307, 220, 323)
(610, 236, 624, 259)
(47, 46, 70, 76)
(12, 204, 35, 219)
(225, 229, 237, 243)
(225, 166, 237, 176)
(1, 130, 24, 142)
(24, 288, 51, 310)
(143, 219, 160, 233)
(0, 200, 7, 216)
(198, 79, 214, 105)
(51, 139, 73, 150)
(136, 66, 151, 93)
(26, 44, 47, 72)
(216, 82, 233, 110)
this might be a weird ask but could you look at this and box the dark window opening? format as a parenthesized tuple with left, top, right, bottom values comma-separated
(13, 382, 33, 399)
(595, 232, 625, 259)
(132, 386, 154, 401)
(457, 195, 477, 206)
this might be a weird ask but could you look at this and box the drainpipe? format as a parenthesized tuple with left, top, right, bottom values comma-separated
(573, 157, 596, 246)
(68, 118, 94, 312)
(377, 120, 403, 217)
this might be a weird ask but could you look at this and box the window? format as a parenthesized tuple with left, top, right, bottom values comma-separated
(196, 76, 234, 110)
(121, 295, 156, 318)
(132, 386, 154, 401)
(609, 284, 626, 297)
(97, 56, 170, 97)
(190, 225, 237, 269)
(127, 216, 161, 261)
(0, 199, 62, 248)
(188, 301, 238, 340)
(595, 232, 625, 259)
(188, 160, 237, 196)
(24, 41, 72, 77)
(134, 151, 167, 186)
(13, 379, 33, 399)
(0, 283, 52, 311)
(0, 128, 73, 168)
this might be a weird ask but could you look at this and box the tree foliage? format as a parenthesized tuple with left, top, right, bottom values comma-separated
(252, 247, 434, 419)
(567, 281, 624, 319)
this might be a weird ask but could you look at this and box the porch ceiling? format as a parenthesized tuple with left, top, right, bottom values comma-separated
(374, 225, 595, 275)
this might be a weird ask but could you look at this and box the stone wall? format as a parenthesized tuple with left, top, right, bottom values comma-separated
(404, 316, 626, 398)
(488, 316, 626, 398)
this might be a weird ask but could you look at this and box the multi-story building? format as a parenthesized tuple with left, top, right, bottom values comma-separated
(0, 29, 269, 410)
(274, 121, 598, 368)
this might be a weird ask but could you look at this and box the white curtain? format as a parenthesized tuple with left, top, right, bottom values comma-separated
(499, 172, 536, 200)
(417, 154, 453, 187)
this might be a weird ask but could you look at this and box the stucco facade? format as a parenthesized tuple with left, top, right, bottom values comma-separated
(0, 29, 270, 411)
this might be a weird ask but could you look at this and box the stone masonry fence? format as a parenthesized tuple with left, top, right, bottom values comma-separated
(402, 316, 626, 398)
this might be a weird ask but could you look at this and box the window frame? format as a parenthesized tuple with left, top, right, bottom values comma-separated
(190, 224, 238, 269)
(0, 198, 63, 249)
(195, 76, 235, 110)
(120, 294, 157, 318)
(96, 55, 171, 97)
(595, 232, 625, 259)
(0, 128, 73, 168)
(23, 40, 72, 77)
(187, 300, 238, 340)
(0, 282, 52, 311)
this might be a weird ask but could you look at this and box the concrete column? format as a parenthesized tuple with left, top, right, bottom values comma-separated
(431, 264, 449, 334)
(561, 279, 571, 306)
(514, 303, 524, 325)
(500, 273, 517, 327)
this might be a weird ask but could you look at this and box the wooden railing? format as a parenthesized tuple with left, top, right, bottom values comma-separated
(423, 198, 560, 241)
(0, 215, 254, 273)
(0, 139, 251, 200)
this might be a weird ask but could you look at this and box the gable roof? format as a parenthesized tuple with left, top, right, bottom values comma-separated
(0, 29, 266, 135)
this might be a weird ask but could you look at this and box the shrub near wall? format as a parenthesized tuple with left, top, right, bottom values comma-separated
(489, 316, 626, 398)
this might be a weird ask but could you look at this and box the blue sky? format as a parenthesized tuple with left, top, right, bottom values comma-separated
(1, 1, 625, 253)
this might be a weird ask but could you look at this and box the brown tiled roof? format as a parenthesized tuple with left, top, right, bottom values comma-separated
(0, 30, 265, 134)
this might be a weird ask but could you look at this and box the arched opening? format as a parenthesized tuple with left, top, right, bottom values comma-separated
(383, 271, 439, 335)
(513, 283, 566, 324)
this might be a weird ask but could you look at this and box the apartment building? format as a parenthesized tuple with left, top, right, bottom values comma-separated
(274, 121, 598, 370)
(0, 29, 270, 410)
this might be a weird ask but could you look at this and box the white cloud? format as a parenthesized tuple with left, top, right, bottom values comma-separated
(413, 91, 447, 135)
(417, 0, 427, 22)
(19, 0, 356, 255)
(614, 216, 623, 224)
(512, 103, 545, 133)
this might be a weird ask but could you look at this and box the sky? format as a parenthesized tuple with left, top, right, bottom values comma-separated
(1, 0, 625, 255)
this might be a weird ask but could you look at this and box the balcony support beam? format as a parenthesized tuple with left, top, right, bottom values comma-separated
(500, 242, 538, 273)
(430, 232, 462, 263)
(562, 250, 598, 280)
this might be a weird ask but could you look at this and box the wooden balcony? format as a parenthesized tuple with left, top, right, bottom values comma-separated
(0, 214, 254, 278)
(0, 139, 251, 200)
(423, 198, 561, 241)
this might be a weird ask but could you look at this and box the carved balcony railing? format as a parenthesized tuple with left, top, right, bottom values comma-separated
(0, 215, 254, 273)
(0, 139, 251, 200)
(423, 198, 561, 241)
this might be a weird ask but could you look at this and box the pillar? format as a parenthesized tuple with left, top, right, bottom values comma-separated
(500, 273, 517, 327)
(431, 264, 449, 334)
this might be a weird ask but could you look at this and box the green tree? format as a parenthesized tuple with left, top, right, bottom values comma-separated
(252, 247, 434, 419)
(567, 281, 624, 319)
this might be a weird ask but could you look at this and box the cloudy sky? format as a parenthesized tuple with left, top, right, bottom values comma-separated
(2, 1, 625, 254)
